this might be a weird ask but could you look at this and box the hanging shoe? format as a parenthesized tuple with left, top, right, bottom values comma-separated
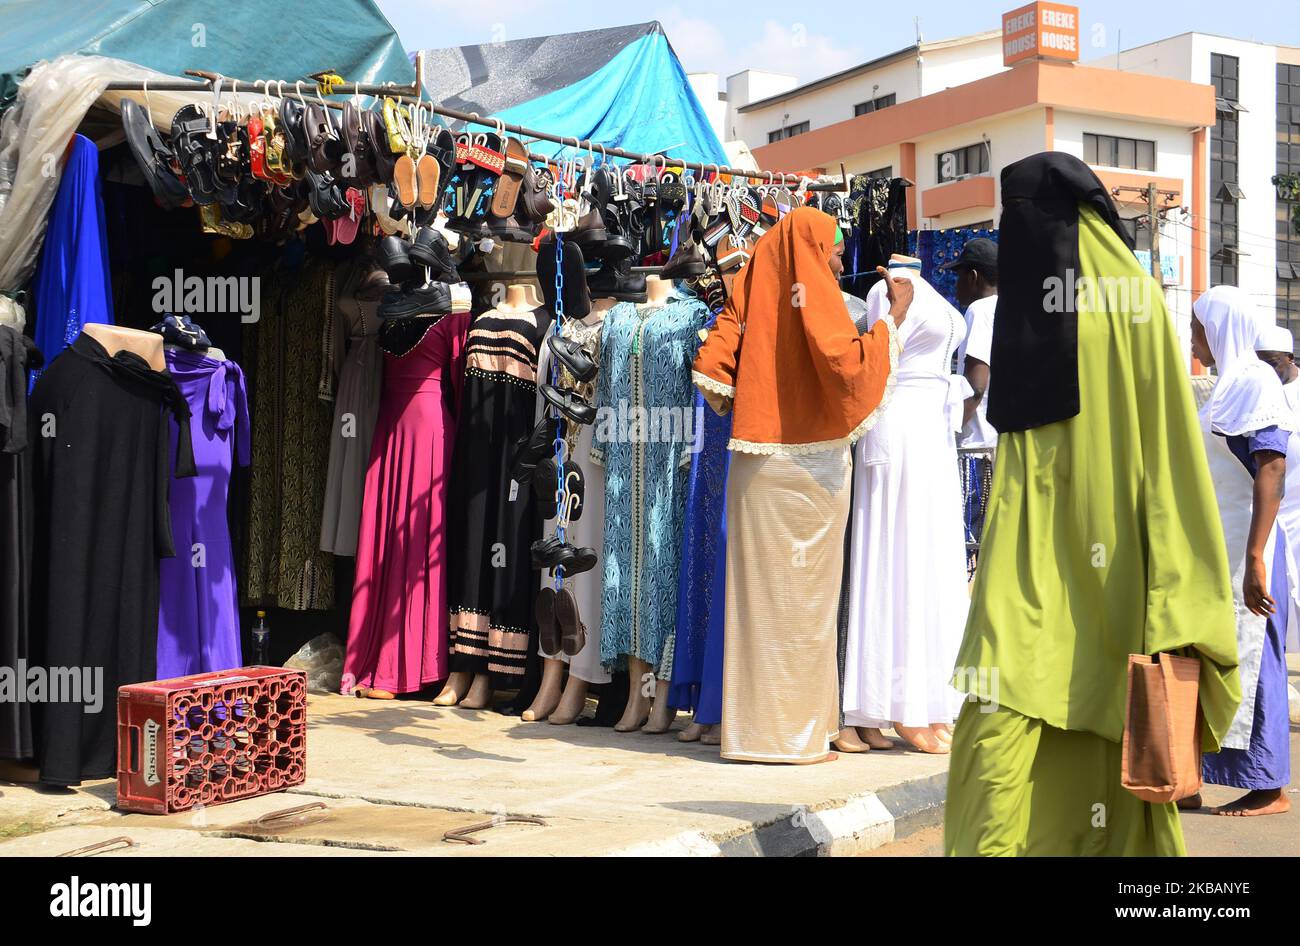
(539, 383, 596, 426)
(408, 226, 461, 283)
(546, 334, 597, 383)
(375, 234, 415, 283)
(588, 257, 646, 303)
(536, 234, 592, 318)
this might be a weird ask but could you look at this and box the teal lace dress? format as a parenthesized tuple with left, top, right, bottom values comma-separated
(591, 297, 709, 676)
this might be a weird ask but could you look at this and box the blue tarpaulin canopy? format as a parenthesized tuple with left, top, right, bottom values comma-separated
(0, 0, 415, 106)
(413, 22, 726, 166)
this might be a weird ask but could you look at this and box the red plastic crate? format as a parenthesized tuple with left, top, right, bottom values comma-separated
(117, 667, 307, 815)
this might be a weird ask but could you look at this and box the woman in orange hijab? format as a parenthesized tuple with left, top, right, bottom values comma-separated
(694, 206, 910, 763)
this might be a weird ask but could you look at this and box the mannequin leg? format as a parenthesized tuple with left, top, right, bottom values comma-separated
(679, 720, 707, 742)
(614, 659, 653, 732)
(641, 679, 676, 734)
(433, 670, 473, 706)
(523, 658, 565, 721)
(549, 673, 590, 725)
(858, 727, 896, 750)
(832, 728, 871, 753)
(458, 673, 494, 710)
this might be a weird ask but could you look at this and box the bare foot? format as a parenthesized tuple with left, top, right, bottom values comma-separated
(679, 721, 707, 743)
(700, 726, 721, 746)
(930, 723, 953, 745)
(832, 728, 871, 753)
(859, 727, 896, 750)
(522, 685, 561, 722)
(433, 671, 473, 706)
(894, 724, 949, 754)
(1177, 793, 1203, 811)
(614, 688, 652, 732)
(642, 696, 676, 734)
(1212, 789, 1291, 817)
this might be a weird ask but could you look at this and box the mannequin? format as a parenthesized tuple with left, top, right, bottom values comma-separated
(82, 324, 165, 372)
(643, 273, 673, 307)
(436, 283, 541, 710)
(527, 296, 619, 724)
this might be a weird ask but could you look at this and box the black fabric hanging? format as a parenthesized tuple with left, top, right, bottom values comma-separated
(987, 152, 1132, 433)
(0, 326, 41, 761)
(28, 332, 194, 786)
(844, 176, 909, 300)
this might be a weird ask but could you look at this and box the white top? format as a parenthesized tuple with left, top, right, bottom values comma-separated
(956, 294, 997, 449)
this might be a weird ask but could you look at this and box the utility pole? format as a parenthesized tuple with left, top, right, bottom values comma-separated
(1147, 181, 1161, 282)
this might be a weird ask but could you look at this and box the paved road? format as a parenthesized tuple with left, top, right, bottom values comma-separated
(866, 730, 1300, 857)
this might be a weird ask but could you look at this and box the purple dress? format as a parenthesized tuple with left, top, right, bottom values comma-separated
(157, 348, 250, 679)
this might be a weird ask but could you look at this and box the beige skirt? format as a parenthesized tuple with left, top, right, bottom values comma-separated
(721, 448, 850, 762)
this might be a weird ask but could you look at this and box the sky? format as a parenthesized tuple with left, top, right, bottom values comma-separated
(376, 0, 1300, 88)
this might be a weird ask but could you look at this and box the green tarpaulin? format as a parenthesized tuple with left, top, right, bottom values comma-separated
(0, 0, 414, 107)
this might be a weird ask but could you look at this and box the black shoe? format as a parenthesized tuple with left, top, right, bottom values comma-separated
(588, 257, 646, 303)
(547, 335, 597, 384)
(378, 281, 454, 320)
(407, 227, 461, 283)
(540, 384, 596, 426)
(560, 545, 598, 576)
(121, 99, 191, 209)
(532, 457, 585, 521)
(376, 235, 415, 284)
(536, 234, 591, 319)
(531, 535, 570, 570)
(510, 415, 561, 483)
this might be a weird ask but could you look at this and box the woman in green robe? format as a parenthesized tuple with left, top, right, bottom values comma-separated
(944, 153, 1240, 856)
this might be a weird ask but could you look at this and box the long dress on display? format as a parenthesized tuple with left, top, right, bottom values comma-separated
(343, 312, 469, 695)
(593, 297, 709, 677)
(319, 259, 384, 556)
(1192, 287, 1293, 794)
(1, 327, 40, 760)
(668, 312, 731, 722)
(156, 349, 250, 679)
(535, 310, 610, 685)
(842, 269, 970, 730)
(944, 154, 1240, 855)
(448, 304, 553, 687)
(692, 208, 898, 764)
(29, 333, 196, 786)
(244, 258, 336, 610)
(30, 134, 112, 391)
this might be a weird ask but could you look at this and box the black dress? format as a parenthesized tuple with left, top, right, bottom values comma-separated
(447, 305, 553, 689)
(28, 333, 194, 786)
(0, 326, 40, 760)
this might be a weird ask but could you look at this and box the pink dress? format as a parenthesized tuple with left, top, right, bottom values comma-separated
(342, 313, 469, 694)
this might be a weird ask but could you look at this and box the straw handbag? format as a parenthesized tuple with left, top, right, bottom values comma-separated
(1120, 652, 1202, 803)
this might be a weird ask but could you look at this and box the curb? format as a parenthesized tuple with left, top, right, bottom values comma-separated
(607, 770, 948, 857)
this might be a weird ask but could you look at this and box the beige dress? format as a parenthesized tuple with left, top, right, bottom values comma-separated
(721, 447, 851, 762)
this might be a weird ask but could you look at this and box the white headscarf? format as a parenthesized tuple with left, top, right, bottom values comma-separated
(1254, 324, 1294, 355)
(1195, 286, 1294, 436)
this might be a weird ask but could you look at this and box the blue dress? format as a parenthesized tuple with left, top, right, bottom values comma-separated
(668, 311, 730, 723)
(1202, 426, 1292, 790)
(30, 134, 112, 391)
(592, 297, 708, 675)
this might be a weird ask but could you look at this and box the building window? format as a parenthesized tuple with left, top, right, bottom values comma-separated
(1277, 62, 1300, 341)
(1211, 53, 1242, 288)
(865, 166, 893, 180)
(767, 121, 809, 144)
(1083, 133, 1156, 171)
(936, 143, 990, 183)
(854, 94, 896, 116)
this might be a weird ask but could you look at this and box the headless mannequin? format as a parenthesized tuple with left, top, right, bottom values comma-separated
(83, 324, 165, 372)
(642, 274, 673, 307)
(434, 284, 551, 710)
(525, 296, 618, 723)
(615, 274, 678, 735)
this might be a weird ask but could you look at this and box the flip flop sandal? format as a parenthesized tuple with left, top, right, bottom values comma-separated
(535, 587, 561, 656)
(120, 99, 191, 209)
(331, 187, 365, 245)
(416, 150, 440, 210)
(382, 97, 411, 156)
(555, 588, 586, 657)
(491, 136, 530, 218)
(248, 115, 268, 180)
(393, 152, 418, 208)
